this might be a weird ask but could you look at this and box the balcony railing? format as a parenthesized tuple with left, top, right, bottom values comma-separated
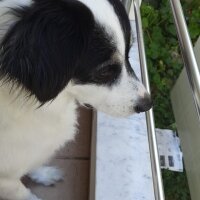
(169, 0, 200, 118)
(122, 0, 200, 200)
(122, 0, 165, 200)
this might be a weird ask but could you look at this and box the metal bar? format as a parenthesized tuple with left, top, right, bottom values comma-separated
(169, 0, 200, 118)
(133, 1, 165, 200)
(121, 0, 132, 14)
(122, 1, 165, 199)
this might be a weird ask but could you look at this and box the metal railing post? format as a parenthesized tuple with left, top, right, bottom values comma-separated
(133, 1, 165, 200)
(169, 0, 200, 118)
(122, 0, 132, 14)
(122, 1, 165, 200)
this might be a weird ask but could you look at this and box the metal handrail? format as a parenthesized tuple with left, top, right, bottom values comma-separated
(122, 1, 165, 200)
(122, 0, 132, 14)
(169, 0, 200, 118)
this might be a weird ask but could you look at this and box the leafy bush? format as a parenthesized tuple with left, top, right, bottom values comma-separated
(142, 0, 181, 129)
(141, 0, 200, 199)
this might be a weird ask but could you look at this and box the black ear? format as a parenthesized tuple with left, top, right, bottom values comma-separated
(0, 0, 94, 103)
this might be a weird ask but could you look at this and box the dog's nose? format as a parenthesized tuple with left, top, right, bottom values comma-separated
(135, 95, 153, 113)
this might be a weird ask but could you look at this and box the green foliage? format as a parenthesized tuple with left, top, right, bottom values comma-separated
(141, 0, 182, 129)
(183, 0, 200, 42)
(163, 170, 191, 200)
(141, 0, 200, 199)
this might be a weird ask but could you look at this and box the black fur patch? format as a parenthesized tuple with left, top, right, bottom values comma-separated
(106, 0, 136, 77)
(0, 0, 127, 104)
(73, 24, 118, 86)
(107, 0, 131, 57)
(0, 0, 95, 103)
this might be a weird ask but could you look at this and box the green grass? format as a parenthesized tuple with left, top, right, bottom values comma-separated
(141, 0, 200, 199)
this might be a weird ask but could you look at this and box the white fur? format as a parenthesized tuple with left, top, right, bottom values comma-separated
(0, 84, 78, 200)
(0, 179, 38, 200)
(68, 66, 147, 117)
(71, 0, 147, 117)
(0, 85, 77, 178)
(29, 166, 63, 186)
(78, 0, 125, 55)
(0, 0, 149, 199)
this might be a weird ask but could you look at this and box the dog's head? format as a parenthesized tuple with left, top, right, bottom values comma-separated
(0, 0, 152, 117)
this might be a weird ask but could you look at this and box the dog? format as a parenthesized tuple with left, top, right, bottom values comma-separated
(0, 0, 152, 199)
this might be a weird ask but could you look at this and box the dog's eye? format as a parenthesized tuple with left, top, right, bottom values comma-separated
(94, 64, 121, 83)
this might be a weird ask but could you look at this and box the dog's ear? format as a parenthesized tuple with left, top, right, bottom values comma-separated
(0, 0, 94, 103)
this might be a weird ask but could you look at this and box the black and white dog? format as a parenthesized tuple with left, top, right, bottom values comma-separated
(0, 0, 152, 199)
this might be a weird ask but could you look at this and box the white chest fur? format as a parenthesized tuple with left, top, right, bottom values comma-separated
(0, 85, 78, 178)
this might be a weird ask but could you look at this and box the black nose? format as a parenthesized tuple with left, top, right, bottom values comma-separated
(135, 95, 153, 113)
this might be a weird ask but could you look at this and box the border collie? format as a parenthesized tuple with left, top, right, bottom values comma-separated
(0, 0, 152, 199)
